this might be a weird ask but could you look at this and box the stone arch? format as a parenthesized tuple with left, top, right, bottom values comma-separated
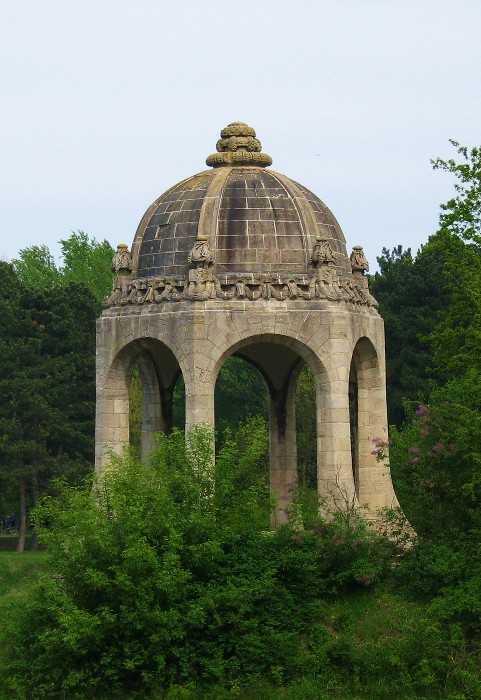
(349, 336, 394, 509)
(213, 333, 328, 523)
(96, 337, 182, 471)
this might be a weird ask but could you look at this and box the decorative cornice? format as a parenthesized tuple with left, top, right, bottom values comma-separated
(104, 270, 378, 308)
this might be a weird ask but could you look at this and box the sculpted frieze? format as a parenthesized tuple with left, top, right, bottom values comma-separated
(104, 270, 378, 309)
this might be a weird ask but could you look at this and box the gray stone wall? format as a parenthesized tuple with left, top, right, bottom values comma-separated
(96, 297, 398, 519)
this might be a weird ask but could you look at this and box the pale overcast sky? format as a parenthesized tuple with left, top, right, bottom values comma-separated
(1, 0, 480, 270)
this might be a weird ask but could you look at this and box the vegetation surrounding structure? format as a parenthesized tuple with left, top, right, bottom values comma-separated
(1, 141, 481, 697)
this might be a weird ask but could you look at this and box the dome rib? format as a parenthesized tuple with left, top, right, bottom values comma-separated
(131, 165, 352, 279)
(106, 123, 378, 312)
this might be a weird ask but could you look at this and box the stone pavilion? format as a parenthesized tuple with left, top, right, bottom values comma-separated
(96, 121, 398, 519)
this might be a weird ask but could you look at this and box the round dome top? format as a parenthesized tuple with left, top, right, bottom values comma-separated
(131, 123, 350, 279)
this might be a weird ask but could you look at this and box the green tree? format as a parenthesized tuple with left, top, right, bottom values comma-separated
(432, 140, 481, 243)
(12, 230, 114, 304)
(388, 142, 481, 633)
(426, 141, 481, 379)
(214, 356, 268, 439)
(0, 264, 98, 551)
(0, 263, 44, 550)
(295, 365, 317, 488)
(370, 231, 464, 425)
(58, 231, 115, 302)
(9, 245, 61, 289)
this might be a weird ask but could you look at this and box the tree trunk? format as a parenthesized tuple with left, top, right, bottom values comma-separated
(29, 474, 39, 551)
(16, 477, 27, 553)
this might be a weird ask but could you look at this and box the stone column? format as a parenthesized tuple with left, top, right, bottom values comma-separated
(95, 363, 130, 473)
(356, 357, 397, 509)
(317, 377, 356, 509)
(269, 379, 298, 526)
(184, 368, 216, 435)
(137, 355, 164, 461)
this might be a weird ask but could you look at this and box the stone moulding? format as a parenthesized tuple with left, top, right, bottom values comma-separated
(104, 270, 378, 308)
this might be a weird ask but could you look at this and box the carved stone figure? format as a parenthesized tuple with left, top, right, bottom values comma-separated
(354, 274, 378, 307)
(187, 234, 216, 299)
(111, 243, 133, 274)
(104, 244, 134, 307)
(350, 245, 369, 273)
(310, 236, 337, 266)
(317, 267, 340, 300)
(188, 234, 214, 266)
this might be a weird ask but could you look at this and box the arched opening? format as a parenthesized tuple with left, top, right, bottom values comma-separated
(349, 360, 360, 500)
(214, 355, 268, 442)
(97, 338, 184, 470)
(129, 366, 142, 454)
(295, 364, 317, 490)
(129, 362, 186, 454)
(214, 355, 270, 525)
(172, 375, 186, 431)
(213, 334, 326, 524)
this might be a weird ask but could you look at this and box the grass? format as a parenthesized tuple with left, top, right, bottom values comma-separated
(0, 550, 46, 699)
(0, 549, 46, 596)
(0, 533, 34, 550)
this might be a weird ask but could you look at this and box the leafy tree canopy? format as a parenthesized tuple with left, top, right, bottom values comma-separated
(370, 230, 463, 425)
(432, 140, 481, 243)
(0, 262, 99, 548)
(12, 230, 114, 303)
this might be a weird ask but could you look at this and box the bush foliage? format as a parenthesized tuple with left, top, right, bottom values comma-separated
(7, 421, 397, 699)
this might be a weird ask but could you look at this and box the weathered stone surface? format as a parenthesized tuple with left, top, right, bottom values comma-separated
(96, 123, 398, 520)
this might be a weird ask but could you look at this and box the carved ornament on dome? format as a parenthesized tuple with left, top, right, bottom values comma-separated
(216, 136, 261, 153)
(109, 244, 133, 306)
(187, 235, 216, 299)
(310, 236, 338, 266)
(349, 246, 378, 305)
(220, 122, 257, 138)
(188, 234, 214, 266)
(206, 121, 273, 168)
(111, 244, 133, 274)
(350, 245, 369, 273)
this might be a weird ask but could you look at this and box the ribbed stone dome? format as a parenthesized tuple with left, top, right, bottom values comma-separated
(131, 123, 350, 278)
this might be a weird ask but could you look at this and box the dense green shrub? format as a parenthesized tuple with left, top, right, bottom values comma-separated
(387, 380, 481, 652)
(6, 421, 396, 699)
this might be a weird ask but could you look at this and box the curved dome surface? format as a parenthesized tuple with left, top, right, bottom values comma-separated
(131, 123, 350, 279)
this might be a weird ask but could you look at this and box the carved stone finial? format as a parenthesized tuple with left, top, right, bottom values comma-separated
(350, 245, 369, 274)
(104, 244, 133, 307)
(206, 122, 273, 168)
(111, 243, 133, 274)
(310, 236, 337, 266)
(188, 234, 214, 266)
(187, 234, 215, 299)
